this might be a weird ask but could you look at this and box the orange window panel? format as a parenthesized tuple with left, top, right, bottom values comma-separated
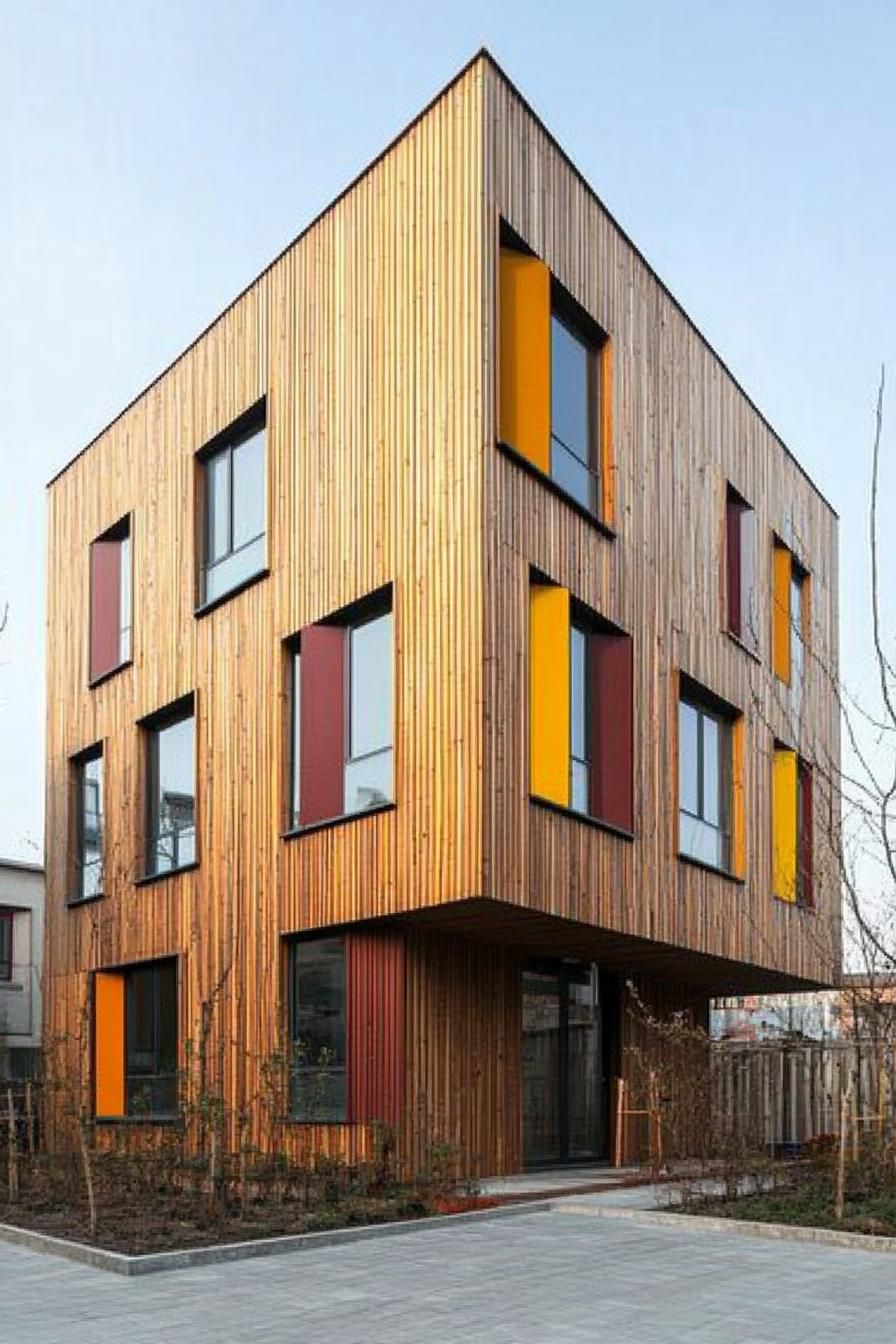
(95, 970, 125, 1117)
(530, 583, 571, 808)
(499, 249, 551, 475)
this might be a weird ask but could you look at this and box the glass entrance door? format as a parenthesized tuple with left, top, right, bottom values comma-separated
(522, 962, 607, 1166)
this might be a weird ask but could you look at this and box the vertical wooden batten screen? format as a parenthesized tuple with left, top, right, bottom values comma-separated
(589, 630, 633, 831)
(772, 544, 792, 684)
(773, 747, 798, 902)
(94, 970, 125, 1117)
(346, 930, 405, 1127)
(89, 539, 122, 682)
(298, 624, 345, 825)
(529, 583, 570, 807)
(499, 249, 550, 474)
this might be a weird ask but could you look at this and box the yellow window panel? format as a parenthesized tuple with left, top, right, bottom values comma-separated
(499, 249, 551, 475)
(530, 583, 570, 807)
(773, 747, 798, 902)
(95, 970, 126, 1117)
(772, 544, 792, 684)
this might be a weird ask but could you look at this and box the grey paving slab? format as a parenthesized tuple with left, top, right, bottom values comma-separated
(3, 1209, 896, 1343)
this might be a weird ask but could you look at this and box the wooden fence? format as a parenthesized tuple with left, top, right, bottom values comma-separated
(711, 1040, 896, 1151)
(615, 1039, 896, 1165)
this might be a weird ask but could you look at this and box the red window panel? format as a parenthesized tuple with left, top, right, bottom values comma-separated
(89, 538, 122, 682)
(589, 630, 634, 833)
(345, 929, 405, 1127)
(298, 624, 346, 825)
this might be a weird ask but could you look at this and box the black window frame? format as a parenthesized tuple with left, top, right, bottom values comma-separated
(0, 910, 12, 981)
(678, 681, 735, 874)
(124, 959, 178, 1119)
(73, 744, 104, 902)
(140, 694, 197, 881)
(197, 399, 267, 610)
(287, 935, 348, 1123)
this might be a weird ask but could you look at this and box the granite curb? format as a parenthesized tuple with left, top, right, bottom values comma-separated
(0, 1199, 552, 1277)
(552, 1199, 896, 1254)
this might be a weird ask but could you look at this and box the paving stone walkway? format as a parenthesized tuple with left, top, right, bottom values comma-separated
(4, 1205, 896, 1343)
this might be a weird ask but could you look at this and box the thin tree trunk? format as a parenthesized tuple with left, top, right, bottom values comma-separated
(77, 1116, 97, 1239)
(7, 1089, 19, 1203)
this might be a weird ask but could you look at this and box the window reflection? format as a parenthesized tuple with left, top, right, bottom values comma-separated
(289, 938, 347, 1122)
(678, 695, 732, 871)
(201, 413, 266, 605)
(147, 710, 196, 875)
(345, 611, 393, 814)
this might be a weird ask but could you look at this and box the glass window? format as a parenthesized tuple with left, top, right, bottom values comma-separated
(550, 313, 598, 513)
(289, 938, 347, 1122)
(678, 694, 732, 871)
(125, 962, 177, 1117)
(791, 568, 805, 717)
(201, 411, 266, 605)
(0, 912, 12, 981)
(146, 707, 195, 876)
(345, 611, 393, 814)
(570, 625, 589, 813)
(76, 750, 103, 900)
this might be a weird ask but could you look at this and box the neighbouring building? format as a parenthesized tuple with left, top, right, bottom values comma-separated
(44, 51, 840, 1174)
(0, 859, 44, 1081)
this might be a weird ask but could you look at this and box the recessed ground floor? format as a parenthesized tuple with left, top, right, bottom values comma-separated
(44, 898, 813, 1178)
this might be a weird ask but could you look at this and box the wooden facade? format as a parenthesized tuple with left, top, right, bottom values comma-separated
(44, 53, 840, 1176)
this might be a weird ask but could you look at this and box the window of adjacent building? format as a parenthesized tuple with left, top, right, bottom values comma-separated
(199, 402, 266, 607)
(95, 960, 177, 1119)
(725, 485, 757, 651)
(773, 745, 813, 907)
(288, 590, 393, 830)
(89, 515, 131, 683)
(144, 698, 196, 877)
(529, 579, 633, 832)
(74, 747, 103, 901)
(0, 911, 12, 981)
(288, 937, 347, 1122)
(498, 228, 610, 524)
(678, 692, 733, 872)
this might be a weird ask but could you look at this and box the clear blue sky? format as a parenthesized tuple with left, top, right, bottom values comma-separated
(1, 0, 894, 863)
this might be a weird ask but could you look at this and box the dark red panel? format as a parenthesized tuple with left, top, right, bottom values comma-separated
(299, 624, 345, 825)
(89, 539, 122, 682)
(346, 930, 405, 1127)
(799, 762, 814, 908)
(726, 496, 742, 638)
(589, 631, 633, 832)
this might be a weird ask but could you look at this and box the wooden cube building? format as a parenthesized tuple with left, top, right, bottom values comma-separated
(44, 52, 840, 1174)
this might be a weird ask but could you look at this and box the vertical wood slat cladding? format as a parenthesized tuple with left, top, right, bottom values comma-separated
(481, 63, 839, 988)
(44, 66, 486, 1160)
(403, 930, 522, 1178)
(298, 624, 345, 826)
(346, 929, 404, 1127)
